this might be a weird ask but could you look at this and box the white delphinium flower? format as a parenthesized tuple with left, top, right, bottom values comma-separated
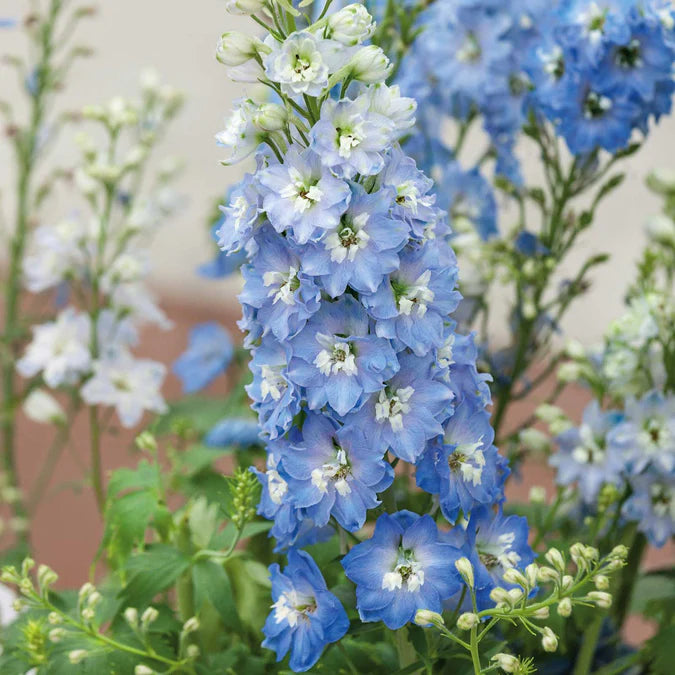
(111, 283, 173, 330)
(217, 31, 267, 66)
(22, 390, 66, 425)
(17, 309, 91, 387)
(216, 98, 267, 164)
(325, 4, 375, 45)
(80, 352, 167, 427)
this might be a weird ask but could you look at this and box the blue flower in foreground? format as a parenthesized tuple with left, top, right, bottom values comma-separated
(342, 511, 462, 629)
(467, 506, 535, 610)
(622, 470, 674, 547)
(204, 417, 261, 448)
(288, 295, 399, 416)
(416, 400, 502, 523)
(172, 322, 233, 393)
(550, 400, 624, 503)
(259, 144, 351, 245)
(263, 548, 349, 672)
(282, 413, 394, 531)
(347, 352, 453, 463)
(302, 184, 408, 298)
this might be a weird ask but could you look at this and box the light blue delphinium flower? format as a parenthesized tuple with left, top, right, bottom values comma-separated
(215, 172, 262, 254)
(363, 242, 461, 356)
(302, 183, 409, 297)
(342, 511, 462, 629)
(622, 470, 674, 547)
(247, 336, 301, 440)
(416, 399, 503, 523)
(608, 390, 675, 476)
(550, 400, 625, 503)
(172, 322, 233, 394)
(346, 351, 453, 463)
(288, 295, 399, 416)
(258, 145, 351, 245)
(281, 412, 394, 531)
(262, 548, 349, 672)
(204, 417, 261, 448)
(239, 225, 321, 341)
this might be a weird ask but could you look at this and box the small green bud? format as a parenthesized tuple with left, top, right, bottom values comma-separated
(457, 612, 479, 630)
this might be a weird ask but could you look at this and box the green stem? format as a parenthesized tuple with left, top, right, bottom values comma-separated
(469, 624, 482, 675)
(88, 406, 104, 513)
(394, 627, 417, 670)
(572, 612, 604, 675)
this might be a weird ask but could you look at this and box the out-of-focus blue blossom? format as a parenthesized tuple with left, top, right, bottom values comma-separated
(514, 231, 550, 257)
(0, 18, 17, 28)
(262, 548, 349, 672)
(622, 470, 674, 547)
(342, 511, 462, 629)
(550, 400, 625, 503)
(204, 417, 261, 448)
(172, 322, 233, 393)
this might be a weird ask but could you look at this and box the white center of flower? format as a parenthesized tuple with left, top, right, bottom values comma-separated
(272, 589, 316, 627)
(398, 270, 435, 317)
(336, 123, 364, 158)
(263, 266, 299, 306)
(638, 417, 671, 454)
(260, 364, 286, 401)
(650, 483, 675, 519)
(584, 91, 612, 119)
(231, 196, 250, 232)
(382, 547, 425, 592)
(448, 441, 486, 486)
(375, 386, 414, 432)
(457, 32, 481, 63)
(311, 446, 352, 496)
(218, 108, 248, 147)
(278, 41, 324, 85)
(437, 334, 456, 370)
(571, 424, 606, 465)
(279, 168, 324, 213)
(324, 214, 371, 263)
(314, 334, 358, 377)
(478, 531, 521, 570)
(395, 182, 422, 213)
(268, 471, 288, 505)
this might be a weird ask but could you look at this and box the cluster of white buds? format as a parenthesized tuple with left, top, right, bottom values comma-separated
(492, 653, 536, 674)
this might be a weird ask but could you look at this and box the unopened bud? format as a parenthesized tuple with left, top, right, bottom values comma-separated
(455, 557, 474, 588)
(545, 548, 565, 573)
(348, 45, 392, 84)
(532, 606, 549, 620)
(225, 0, 265, 14)
(141, 607, 159, 627)
(414, 609, 444, 627)
(23, 390, 66, 425)
(182, 617, 200, 633)
(535, 404, 564, 423)
(216, 32, 264, 66)
(492, 653, 520, 673)
(252, 103, 287, 132)
(135, 666, 155, 675)
(519, 428, 550, 453)
(326, 4, 375, 45)
(594, 574, 609, 590)
(49, 628, 66, 642)
(186, 644, 200, 658)
(558, 362, 582, 383)
(78, 582, 95, 603)
(525, 564, 539, 588)
(457, 612, 479, 630)
(503, 568, 529, 588)
(69, 650, 88, 664)
(557, 597, 572, 617)
(537, 566, 559, 583)
(561, 575, 574, 592)
(586, 591, 612, 608)
(124, 607, 139, 628)
(541, 627, 558, 652)
(37, 564, 58, 591)
(490, 587, 510, 605)
(529, 486, 546, 504)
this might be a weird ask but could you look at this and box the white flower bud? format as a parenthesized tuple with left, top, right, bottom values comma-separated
(557, 597, 572, 617)
(455, 557, 475, 588)
(610, 545, 628, 560)
(594, 575, 609, 590)
(216, 32, 264, 66)
(81, 608, 96, 622)
(48, 612, 62, 625)
(326, 4, 375, 45)
(561, 575, 574, 592)
(525, 564, 539, 588)
(69, 650, 88, 664)
(532, 606, 550, 620)
(519, 428, 550, 453)
(558, 362, 582, 383)
(49, 628, 66, 642)
(251, 103, 287, 132)
(490, 587, 511, 605)
(545, 548, 565, 573)
(586, 591, 612, 608)
(141, 607, 159, 626)
(537, 566, 559, 583)
(541, 627, 558, 652)
(135, 666, 155, 675)
(647, 167, 675, 194)
(550, 417, 574, 435)
(348, 45, 392, 84)
(225, 0, 265, 14)
(182, 617, 200, 633)
(140, 67, 161, 93)
(125, 607, 139, 627)
(23, 390, 66, 426)
(564, 339, 587, 359)
(492, 653, 520, 673)
(78, 582, 95, 603)
(522, 300, 537, 320)
(503, 568, 529, 588)
(508, 588, 524, 604)
(646, 214, 675, 246)
(457, 612, 479, 630)
(414, 609, 445, 627)
(186, 644, 200, 658)
(535, 404, 565, 423)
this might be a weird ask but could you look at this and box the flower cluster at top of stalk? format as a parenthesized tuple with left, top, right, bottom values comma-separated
(537, 172, 675, 547)
(214, 1, 532, 670)
(17, 71, 183, 428)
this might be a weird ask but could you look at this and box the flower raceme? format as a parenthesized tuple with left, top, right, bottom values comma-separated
(214, 2, 521, 669)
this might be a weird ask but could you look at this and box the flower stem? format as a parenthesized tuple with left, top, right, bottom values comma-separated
(572, 612, 604, 675)
(469, 624, 482, 675)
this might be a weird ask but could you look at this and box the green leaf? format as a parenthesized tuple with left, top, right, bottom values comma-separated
(121, 545, 191, 608)
(107, 460, 159, 496)
(154, 396, 229, 436)
(646, 622, 675, 675)
(192, 559, 240, 629)
(630, 574, 675, 621)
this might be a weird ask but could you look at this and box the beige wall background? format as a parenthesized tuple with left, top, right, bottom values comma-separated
(1, 0, 674, 345)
